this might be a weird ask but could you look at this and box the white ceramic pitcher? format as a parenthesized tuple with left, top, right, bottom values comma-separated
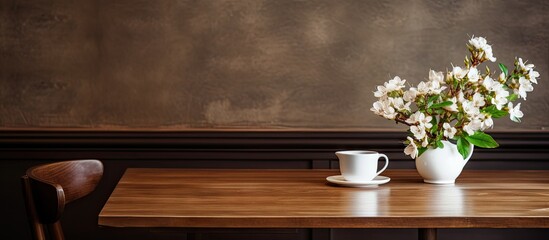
(415, 140, 474, 184)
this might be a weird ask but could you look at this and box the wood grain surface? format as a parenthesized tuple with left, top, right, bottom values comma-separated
(99, 169, 549, 228)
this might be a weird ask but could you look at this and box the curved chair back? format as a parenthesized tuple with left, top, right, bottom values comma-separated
(21, 159, 103, 240)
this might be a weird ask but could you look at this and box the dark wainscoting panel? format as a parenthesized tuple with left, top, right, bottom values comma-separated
(1, 130, 548, 240)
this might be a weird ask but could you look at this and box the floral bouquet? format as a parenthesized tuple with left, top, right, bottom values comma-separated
(371, 36, 539, 160)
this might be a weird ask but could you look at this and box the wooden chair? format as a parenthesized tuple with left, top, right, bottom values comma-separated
(21, 159, 103, 240)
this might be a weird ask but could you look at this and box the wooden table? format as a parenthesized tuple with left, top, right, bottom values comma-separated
(99, 169, 549, 240)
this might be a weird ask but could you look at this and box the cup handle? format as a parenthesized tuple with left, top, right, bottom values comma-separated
(376, 154, 389, 176)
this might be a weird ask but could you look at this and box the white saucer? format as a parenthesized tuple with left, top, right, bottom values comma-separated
(326, 175, 390, 187)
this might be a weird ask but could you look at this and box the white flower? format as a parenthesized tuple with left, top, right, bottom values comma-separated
(483, 76, 500, 92)
(529, 69, 540, 84)
(517, 58, 539, 84)
(384, 111, 397, 120)
(491, 87, 509, 110)
(417, 81, 430, 95)
(463, 119, 482, 135)
(462, 124, 473, 136)
(484, 76, 509, 108)
(472, 92, 486, 107)
(508, 102, 524, 123)
(484, 47, 496, 62)
(406, 111, 421, 124)
(469, 36, 496, 62)
(462, 100, 480, 117)
(469, 36, 488, 50)
(493, 83, 507, 95)
(429, 70, 445, 83)
(443, 123, 457, 139)
(421, 137, 429, 147)
(371, 101, 384, 116)
(371, 100, 396, 119)
(375, 77, 407, 99)
(428, 80, 446, 95)
(457, 90, 466, 103)
(518, 58, 534, 71)
(482, 117, 494, 129)
(419, 114, 433, 129)
(417, 78, 447, 96)
(385, 76, 406, 92)
(498, 72, 506, 82)
(452, 66, 467, 79)
(483, 75, 494, 90)
(404, 136, 418, 159)
(406, 111, 423, 124)
(444, 97, 458, 112)
(516, 77, 533, 100)
(410, 125, 426, 140)
(406, 112, 432, 128)
(374, 85, 388, 98)
(403, 88, 418, 102)
(391, 97, 411, 112)
(467, 67, 480, 83)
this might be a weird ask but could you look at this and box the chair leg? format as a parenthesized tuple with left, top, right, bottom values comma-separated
(21, 176, 47, 240)
(47, 222, 65, 240)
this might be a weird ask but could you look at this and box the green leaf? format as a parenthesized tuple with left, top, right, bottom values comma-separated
(418, 147, 427, 157)
(436, 140, 444, 149)
(435, 109, 445, 115)
(491, 110, 508, 118)
(453, 79, 459, 89)
(457, 137, 471, 160)
(427, 95, 439, 107)
(465, 132, 499, 148)
(507, 93, 518, 102)
(498, 63, 508, 76)
(430, 101, 453, 109)
(430, 117, 438, 134)
(482, 105, 508, 118)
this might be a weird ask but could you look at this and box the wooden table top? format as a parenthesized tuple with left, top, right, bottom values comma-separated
(98, 169, 549, 228)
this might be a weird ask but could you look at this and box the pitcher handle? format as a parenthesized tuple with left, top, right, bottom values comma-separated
(376, 154, 389, 175)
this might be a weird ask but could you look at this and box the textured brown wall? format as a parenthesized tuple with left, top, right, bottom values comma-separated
(0, 0, 547, 129)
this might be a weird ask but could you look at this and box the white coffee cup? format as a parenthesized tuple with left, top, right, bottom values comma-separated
(335, 150, 389, 182)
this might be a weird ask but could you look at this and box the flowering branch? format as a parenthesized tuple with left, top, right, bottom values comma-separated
(394, 117, 411, 126)
(371, 36, 539, 159)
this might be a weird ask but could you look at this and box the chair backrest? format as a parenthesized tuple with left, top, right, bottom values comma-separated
(21, 159, 103, 240)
